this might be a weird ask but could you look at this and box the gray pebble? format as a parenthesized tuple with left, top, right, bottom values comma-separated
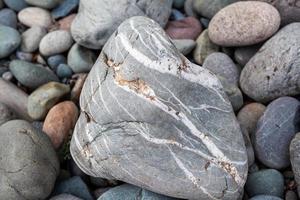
(0, 25, 21, 59)
(21, 26, 47, 53)
(290, 132, 300, 195)
(234, 44, 261, 67)
(2, 71, 13, 81)
(56, 64, 73, 79)
(3, 0, 28, 11)
(249, 195, 283, 200)
(47, 54, 67, 71)
(25, 0, 60, 9)
(50, 194, 83, 200)
(0, 8, 17, 28)
(0, 102, 15, 125)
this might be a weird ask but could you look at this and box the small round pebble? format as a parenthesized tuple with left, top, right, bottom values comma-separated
(39, 30, 73, 57)
(57, 14, 76, 31)
(21, 26, 47, 53)
(18, 7, 52, 28)
(0, 8, 17, 28)
(285, 191, 298, 200)
(2, 71, 13, 81)
(43, 101, 78, 149)
(56, 64, 73, 78)
(25, 0, 60, 9)
(208, 1, 281, 46)
(47, 54, 67, 71)
(16, 51, 33, 61)
(3, 0, 28, 11)
(0, 25, 21, 59)
(245, 169, 284, 198)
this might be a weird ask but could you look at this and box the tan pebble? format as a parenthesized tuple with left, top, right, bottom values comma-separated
(71, 73, 88, 103)
(18, 7, 53, 28)
(58, 14, 77, 31)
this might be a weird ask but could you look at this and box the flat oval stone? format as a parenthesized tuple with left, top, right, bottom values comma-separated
(245, 169, 284, 198)
(98, 184, 178, 200)
(67, 43, 96, 73)
(0, 120, 60, 200)
(254, 97, 300, 169)
(249, 196, 283, 200)
(70, 16, 248, 200)
(21, 26, 47, 53)
(0, 8, 17, 28)
(0, 25, 21, 59)
(39, 30, 73, 57)
(71, 0, 173, 49)
(9, 60, 59, 89)
(3, 0, 27, 11)
(290, 133, 300, 195)
(25, 0, 60, 9)
(0, 102, 15, 126)
(240, 23, 300, 102)
(18, 7, 52, 27)
(208, 1, 280, 46)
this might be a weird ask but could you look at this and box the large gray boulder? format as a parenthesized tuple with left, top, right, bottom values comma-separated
(71, 0, 173, 49)
(70, 16, 248, 200)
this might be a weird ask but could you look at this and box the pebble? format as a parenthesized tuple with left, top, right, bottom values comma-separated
(0, 66, 8, 76)
(39, 30, 73, 57)
(172, 39, 196, 55)
(0, 120, 59, 199)
(51, 0, 79, 19)
(21, 26, 47, 53)
(237, 103, 266, 135)
(290, 133, 300, 195)
(43, 101, 78, 149)
(193, 29, 219, 65)
(0, 25, 21, 59)
(254, 97, 300, 169)
(0, 8, 17, 28)
(245, 169, 284, 198)
(285, 191, 298, 200)
(16, 51, 33, 61)
(173, 0, 185, 9)
(240, 23, 300, 102)
(9, 60, 59, 89)
(202, 52, 240, 85)
(208, 1, 281, 46)
(47, 54, 67, 71)
(57, 14, 76, 31)
(27, 82, 70, 120)
(52, 176, 93, 200)
(221, 77, 244, 111)
(18, 7, 53, 28)
(170, 9, 185, 21)
(193, 0, 238, 19)
(67, 43, 96, 73)
(25, 0, 60, 9)
(98, 184, 178, 200)
(0, 102, 15, 125)
(2, 71, 13, 81)
(165, 17, 202, 40)
(0, 78, 31, 120)
(3, 0, 27, 11)
(70, 73, 87, 103)
(56, 64, 73, 78)
(249, 195, 283, 200)
(50, 194, 83, 200)
(234, 44, 261, 67)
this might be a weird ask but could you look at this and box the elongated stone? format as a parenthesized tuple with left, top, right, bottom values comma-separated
(70, 16, 248, 200)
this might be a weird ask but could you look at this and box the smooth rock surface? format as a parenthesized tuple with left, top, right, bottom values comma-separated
(0, 8, 17, 28)
(172, 39, 196, 55)
(67, 43, 96, 73)
(240, 23, 300, 102)
(27, 82, 70, 120)
(25, 0, 60, 9)
(56, 64, 73, 78)
(21, 26, 47, 53)
(18, 7, 52, 27)
(3, 0, 27, 11)
(40, 30, 73, 57)
(98, 184, 178, 200)
(0, 25, 21, 59)
(290, 132, 300, 195)
(245, 169, 284, 198)
(43, 101, 78, 149)
(254, 97, 300, 169)
(0, 120, 59, 200)
(0, 102, 15, 125)
(70, 16, 248, 200)
(208, 1, 280, 46)
(9, 60, 59, 89)
(71, 0, 173, 49)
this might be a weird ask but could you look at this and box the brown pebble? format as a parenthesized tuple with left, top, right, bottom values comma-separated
(165, 17, 202, 40)
(43, 101, 79, 149)
(71, 73, 88, 104)
(58, 14, 76, 31)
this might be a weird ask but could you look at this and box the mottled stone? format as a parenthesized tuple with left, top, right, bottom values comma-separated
(21, 26, 47, 53)
(254, 97, 300, 169)
(18, 7, 52, 28)
(245, 169, 284, 198)
(9, 60, 59, 89)
(50, 194, 83, 200)
(234, 44, 261, 67)
(0, 25, 21, 59)
(98, 184, 178, 200)
(43, 101, 78, 149)
(165, 17, 202, 40)
(51, 0, 78, 19)
(27, 82, 70, 120)
(0, 102, 15, 125)
(193, 29, 219, 65)
(70, 16, 248, 200)
(25, 0, 60, 9)
(240, 23, 300, 102)
(67, 43, 96, 73)
(290, 133, 300, 195)
(249, 195, 283, 200)
(237, 103, 266, 135)
(208, 1, 280, 46)
(3, 0, 27, 11)
(193, 0, 238, 19)
(0, 78, 31, 120)
(71, 0, 173, 49)
(0, 120, 59, 200)
(203, 52, 240, 85)
(39, 30, 73, 57)
(172, 39, 196, 55)
(0, 8, 17, 28)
